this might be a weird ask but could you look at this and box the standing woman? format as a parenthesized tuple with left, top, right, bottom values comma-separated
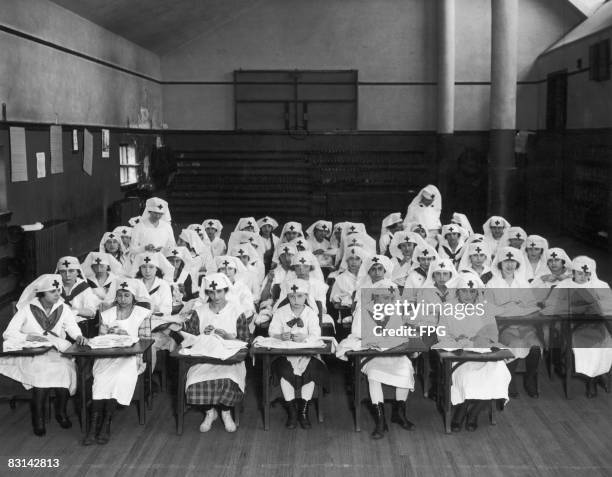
(175, 273, 250, 433)
(83, 279, 151, 445)
(131, 197, 176, 254)
(0, 274, 87, 436)
(404, 185, 442, 245)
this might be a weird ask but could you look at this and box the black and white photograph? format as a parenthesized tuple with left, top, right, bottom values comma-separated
(0, 0, 611, 476)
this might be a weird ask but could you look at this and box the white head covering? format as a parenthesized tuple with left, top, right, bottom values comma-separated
(187, 223, 206, 239)
(423, 257, 458, 288)
(458, 241, 492, 272)
(142, 197, 171, 223)
(545, 247, 571, 267)
(279, 222, 304, 242)
(570, 256, 598, 278)
(272, 242, 298, 265)
(330, 222, 348, 249)
(201, 219, 223, 240)
(450, 271, 485, 290)
(338, 245, 373, 274)
(305, 220, 332, 239)
(227, 230, 265, 256)
(234, 217, 259, 234)
(405, 184, 442, 230)
(179, 228, 207, 256)
(82, 251, 124, 278)
(16, 274, 63, 310)
(389, 231, 426, 261)
(130, 252, 174, 279)
(291, 250, 325, 282)
(286, 278, 310, 295)
(450, 213, 474, 235)
(483, 216, 511, 237)
(229, 243, 258, 260)
(257, 216, 279, 230)
(381, 212, 403, 231)
(163, 245, 196, 270)
(491, 246, 527, 280)
(525, 235, 549, 252)
(411, 243, 440, 270)
(113, 278, 147, 300)
(128, 216, 141, 227)
(99, 231, 126, 255)
(112, 226, 133, 239)
(358, 255, 394, 282)
(506, 226, 527, 247)
(201, 273, 233, 292)
(56, 256, 84, 276)
(288, 236, 311, 252)
(215, 255, 247, 275)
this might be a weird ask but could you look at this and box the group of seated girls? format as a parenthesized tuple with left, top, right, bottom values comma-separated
(1, 189, 610, 441)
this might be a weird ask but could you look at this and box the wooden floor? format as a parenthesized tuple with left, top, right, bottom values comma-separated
(0, 358, 611, 477)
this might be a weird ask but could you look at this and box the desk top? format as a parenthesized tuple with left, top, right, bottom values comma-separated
(62, 338, 154, 357)
(250, 341, 333, 356)
(0, 345, 52, 357)
(170, 347, 248, 364)
(345, 340, 429, 357)
(437, 349, 514, 361)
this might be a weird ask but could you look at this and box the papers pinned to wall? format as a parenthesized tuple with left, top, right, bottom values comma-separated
(36, 152, 46, 179)
(101, 128, 110, 158)
(83, 128, 93, 176)
(50, 125, 63, 174)
(9, 127, 27, 182)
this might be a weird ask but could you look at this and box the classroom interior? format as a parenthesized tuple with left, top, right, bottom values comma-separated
(0, 0, 611, 476)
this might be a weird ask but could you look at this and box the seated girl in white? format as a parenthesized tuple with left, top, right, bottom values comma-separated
(379, 212, 404, 257)
(56, 256, 100, 327)
(82, 251, 124, 309)
(202, 219, 228, 257)
(436, 224, 468, 268)
(457, 241, 494, 285)
(214, 255, 256, 324)
(505, 226, 527, 251)
(257, 216, 280, 274)
(523, 235, 549, 283)
(403, 243, 439, 302)
(305, 220, 335, 270)
(389, 231, 425, 289)
(99, 231, 130, 274)
(164, 246, 199, 313)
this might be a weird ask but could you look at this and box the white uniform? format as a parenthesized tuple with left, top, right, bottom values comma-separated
(0, 299, 80, 394)
(132, 218, 176, 255)
(330, 271, 358, 306)
(92, 306, 149, 405)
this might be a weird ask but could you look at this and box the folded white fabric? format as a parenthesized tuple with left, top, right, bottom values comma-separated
(253, 336, 325, 349)
(88, 334, 138, 349)
(2, 339, 54, 352)
(179, 333, 247, 359)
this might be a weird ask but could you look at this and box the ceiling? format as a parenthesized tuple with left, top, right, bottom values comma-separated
(51, 0, 267, 55)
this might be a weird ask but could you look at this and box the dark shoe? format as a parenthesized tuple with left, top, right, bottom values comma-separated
(507, 361, 519, 398)
(524, 348, 540, 398)
(285, 399, 298, 429)
(96, 414, 112, 445)
(586, 378, 598, 399)
(31, 388, 47, 437)
(371, 403, 387, 439)
(54, 388, 72, 429)
(390, 400, 415, 431)
(297, 399, 311, 430)
(595, 375, 609, 393)
(82, 411, 101, 446)
(465, 401, 486, 432)
(451, 403, 468, 432)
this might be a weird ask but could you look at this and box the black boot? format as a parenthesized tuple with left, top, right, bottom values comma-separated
(390, 400, 415, 431)
(285, 399, 298, 429)
(31, 388, 48, 437)
(586, 378, 598, 398)
(54, 388, 72, 429)
(297, 399, 311, 429)
(451, 402, 468, 432)
(371, 403, 387, 439)
(82, 410, 102, 446)
(524, 347, 540, 398)
(96, 400, 116, 445)
(507, 360, 519, 398)
(595, 375, 609, 393)
(465, 400, 487, 432)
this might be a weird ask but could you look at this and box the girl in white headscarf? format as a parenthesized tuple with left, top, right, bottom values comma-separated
(214, 255, 256, 323)
(131, 197, 175, 254)
(530, 247, 572, 289)
(83, 279, 150, 446)
(482, 216, 510, 260)
(112, 226, 133, 265)
(379, 213, 404, 257)
(450, 212, 473, 236)
(278, 221, 304, 245)
(546, 256, 612, 397)
(164, 246, 199, 312)
(330, 246, 372, 310)
(257, 216, 280, 273)
(348, 255, 416, 439)
(523, 235, 549, 283)
(0, 274, 86, 436)
(200, 219, 227, 257)
(505, 226, 527, 251)
(305, 220, 335, 270)
(436, 224, 468, 268)
(82, 251, 124, 308)
(389, 231, 425, 288)
(403, 244, 439, 302)
(457, 241, 494, 285)
(487, 246, 541, 398)
(229, 244, 264, 298)
(56, 256, 100, 326)
(178, 228, 216, 280)
(99, 231, 129, 272)
(436, 273, 511, 432)
(404, 185, 442, 244)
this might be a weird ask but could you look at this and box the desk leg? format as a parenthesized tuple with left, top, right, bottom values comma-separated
(263, 354, 271, 431)
(353, 356, 361, 432)
(444, 360, 452, 434)
(422, 351, 430, 398)
(78, 357, 88, 434)
(564, 321, 572, 400)
(177, 359, 185, 435)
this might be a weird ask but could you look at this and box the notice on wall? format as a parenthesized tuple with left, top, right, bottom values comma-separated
(83, 128, 93, 175)
(36, 152, 46, 178)
(50, 125, 63, 174)
(102, 128, 110, 158)
(9, 126, 28, 182)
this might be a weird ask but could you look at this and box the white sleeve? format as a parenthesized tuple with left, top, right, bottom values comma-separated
(2, 308, 28, 341)
(62, 307, 83, 340)
(268, 311, 284, 336)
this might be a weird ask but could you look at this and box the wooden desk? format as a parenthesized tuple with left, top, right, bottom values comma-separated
(251, 342, 334, 431)
(170, 347, 248, 435)
(345, 340, 428, 432)
(62, 339, 154, 432)
(437, 348, 514, 434)
(0, 346, 52, 357)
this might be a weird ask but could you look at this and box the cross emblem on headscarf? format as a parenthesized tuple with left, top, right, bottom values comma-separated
(237, 248, 245, 255)
(349, 225, 356, 232)
(62, 260, 71, 268)
(297, 240, 303, 247)
(290, 284, 299, 293)
(550, 252, 558, 259)
(120, 282, 128, 289)
(94, 258, 102, 264)
(122, 229, 127, 235)
(195, 227, 201, 233)
(143, 256, 152, 264)
(157, 204, 163, 210)
(172, 250, 179, 256)
(475, 246, 482, 254)
(515, 233, 522, 239)
(529, 242, 536, 248)
(298, 257, 307, 264)
(134, 218, 139, 224)
(448, 227, 455, 233)
(439, 262, 446, 268)
(388, 286, 395, 294)
(422, 250, 429, 257)
(222, 260, 230, 267)
(581, 264, 589, 273)
(505, 252, 514, 260)
(289, 225, 295, 231)
(467, 280, 475, 288)
(262, 217, 269, 223)
(208, 221, 214, 227)
(283, 247, 290, 254)
(109, 234, 115, 239)
(248, 237, 254, 243)
(494, 220, 501, 226)
(209, 281, 218, 290)
(246, 221, 252, 227)
(371, 257, 380, 263)
(350, 238, 358, 246)
(321, 224, 328, 230)
(52, 280, 60, 288)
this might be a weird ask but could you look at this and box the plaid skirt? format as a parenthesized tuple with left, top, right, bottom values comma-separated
(186, 378, 244, 406)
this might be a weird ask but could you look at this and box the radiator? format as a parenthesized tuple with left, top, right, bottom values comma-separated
(22, 220, 69, 283)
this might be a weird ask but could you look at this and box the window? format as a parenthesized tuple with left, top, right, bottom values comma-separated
(589, 39, 610, 81)
(234, 70, 358, 131)
(119, 144, 138, 186)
